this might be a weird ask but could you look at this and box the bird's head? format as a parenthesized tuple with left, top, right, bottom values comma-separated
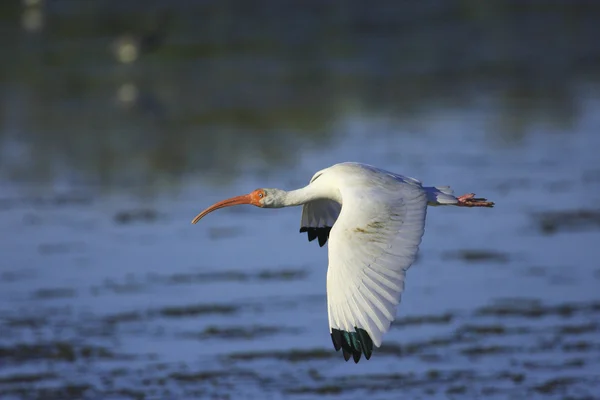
(191, 188, 287, 224)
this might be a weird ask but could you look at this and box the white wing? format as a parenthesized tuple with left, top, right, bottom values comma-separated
(299, 199, 341, 247)
(298, 169, 342, 246)
(327, 181, 427, 362)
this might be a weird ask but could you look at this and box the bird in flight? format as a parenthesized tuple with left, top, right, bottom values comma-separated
(191, 162, 494, 363)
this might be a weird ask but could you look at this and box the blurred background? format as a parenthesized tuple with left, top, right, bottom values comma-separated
(1, 1, 600, 398)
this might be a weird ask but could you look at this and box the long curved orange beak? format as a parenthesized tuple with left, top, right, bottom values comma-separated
(191, 194, 254, 224)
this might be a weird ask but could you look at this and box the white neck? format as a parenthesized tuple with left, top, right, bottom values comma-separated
(279, 182, 334, 207)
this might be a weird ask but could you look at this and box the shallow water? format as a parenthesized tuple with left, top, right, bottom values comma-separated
(2, 2, 600, 399)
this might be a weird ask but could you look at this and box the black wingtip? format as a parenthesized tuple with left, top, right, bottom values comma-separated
(331, 330, 342, 351)
(342, 348, 351, 361)
(317, 233, 327, 247)
(330, 328, 374, 363)
(352, 349, 361, 363)
(300, 226, 332, 246)
(356, 328, 373, 360)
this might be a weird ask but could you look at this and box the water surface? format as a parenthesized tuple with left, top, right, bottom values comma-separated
(1, 2, 600, 399)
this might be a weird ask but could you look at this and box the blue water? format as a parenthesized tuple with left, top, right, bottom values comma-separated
(2, 100, 600, 398)
(2, 2, 600, 398)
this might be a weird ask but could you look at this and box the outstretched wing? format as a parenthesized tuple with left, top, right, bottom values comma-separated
(326, 183, 427, 363)
(299, 199, 341, 247)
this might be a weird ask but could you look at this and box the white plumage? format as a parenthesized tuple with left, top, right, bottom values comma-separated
(191, 162, 494, 362)
(299, 163, 427, 360)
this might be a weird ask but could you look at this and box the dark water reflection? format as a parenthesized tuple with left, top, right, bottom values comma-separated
(3, 1, 600, 189)
(1, 1, 600, 399)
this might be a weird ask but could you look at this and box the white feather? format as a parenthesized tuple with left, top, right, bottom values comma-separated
(310, 163, 428, 348)
(300, 199, 341, 229)
(425, 185, 458, 205)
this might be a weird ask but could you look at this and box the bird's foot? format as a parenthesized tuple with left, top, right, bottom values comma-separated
(457, 193, 495, 208)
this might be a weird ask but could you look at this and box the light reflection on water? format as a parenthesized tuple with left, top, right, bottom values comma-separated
(1, 1, 600, 399)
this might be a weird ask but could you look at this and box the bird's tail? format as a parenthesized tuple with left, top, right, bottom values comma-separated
(424, 186, 458, 206)
(425, 186, 495, 207)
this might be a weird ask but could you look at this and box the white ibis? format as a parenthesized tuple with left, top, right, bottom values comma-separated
(192, 162, 494, 363)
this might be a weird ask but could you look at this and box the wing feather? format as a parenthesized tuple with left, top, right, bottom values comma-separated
(326, 182, 428, 361)
(299, 200, 341, 246)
